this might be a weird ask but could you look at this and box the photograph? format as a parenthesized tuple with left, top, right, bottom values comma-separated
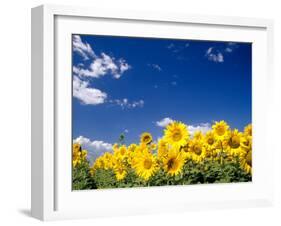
(71, 34, 252, 190)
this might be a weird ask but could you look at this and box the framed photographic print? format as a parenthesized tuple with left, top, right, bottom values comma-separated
(71, 34, 253, 190)
(31, 4, 274, 221)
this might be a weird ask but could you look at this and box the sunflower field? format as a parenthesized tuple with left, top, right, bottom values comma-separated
(72, 120, 252, 190)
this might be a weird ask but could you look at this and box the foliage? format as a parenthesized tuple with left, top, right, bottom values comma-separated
(72, 143, 96, 190)
(72, 160, 96, 190)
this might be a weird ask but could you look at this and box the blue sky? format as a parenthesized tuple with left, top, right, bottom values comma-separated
(72, 34, 251, 159)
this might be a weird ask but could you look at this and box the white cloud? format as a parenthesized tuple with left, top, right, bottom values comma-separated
(205, 47, 224, 63)
(111, 98, 144, 109)
(225, 42, 238, 53)
(73, 76, 107, 105)
(225, 47, 233, 53)
(167, 43, 175, 49)
(167, 42, 189, 53)
(73, 136, 113, 162)
(148, 63, 162, 71)
(156, 118, 211, 135)
(73, 35, 130, 79)
(188, 123, 211, 135)
(156, 117, 174, 127)
(171, 81, 177, 86)
(73, 35, 95, 60)
(119, 59, 131, 74)
(72, 38, 131, 105)
(206, 47, 212, 55)
(73, 53, 130, 79)
(130, 100, 144, 108)
(206, 43, 238, 62)
(72, 36, 137, 107)
(74, 136, 113, 153)
(72, 76, 143, 108)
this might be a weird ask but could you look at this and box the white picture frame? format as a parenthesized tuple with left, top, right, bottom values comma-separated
(31, 4, 274, 221)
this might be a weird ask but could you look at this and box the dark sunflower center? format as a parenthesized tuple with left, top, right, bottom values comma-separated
(194, 145, 202, 155)
(172, 130, 182, 141)
(167, 157, 178, 170)
(247, 128, 252, 136)
(207, 137, 214, 145)
(143, 159, 152, 169)
(120, 148, 126, 155)
(118, 168, 124, 174)
(216, 126, 225, 136)
(182, 145, 189, 153)
(229, 136, 240, 149)
(242, 140, 250, 147)
(143, 136, 151, 143)
(246, 151, 252, 166)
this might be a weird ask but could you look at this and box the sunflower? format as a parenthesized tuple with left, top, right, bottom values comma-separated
(72, 143, 88, 167)
(193, 131, 204, 141)
(239, 134, 252, 174)
(128, 143, 137, 152)
(115, 145, 127, 159)
(72, 157, 81, 168)
(204, 131, 216, 149)
(102, 152, 114, 170)
(138, 142, 148, 152)
(81, 149, 87, 160)
(73, 143, 81, 152)
(212, 120, 229, 140)
(114, 165, 127, 181)
(157, 139, 168, 160)
(244, 124, 252, 137)
(130, 146, 145, 168)
(72, 148, 81, 167)
(133, 150, 158, 180)
(163, 148, 185, 176)
(140, 132, 153, 145)
(127, 144, 138, 165)
(111, 156, 127, 180)
(113, 143, 119, 153)
(150, 143, 157, 151)
(204, 131, 218, 158)
(211, 148, 221, 161)
(181, 141, 193, 160)
(163, 121, 189, 148)
(188, 139, 206, 162)
(240, 149, 252, 174)
(92, 156, 105, 170)
(240, 135, 252, 152)
(226, 129, 244, 157)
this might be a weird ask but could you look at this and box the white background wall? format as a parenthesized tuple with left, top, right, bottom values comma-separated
(0, 0, 280, 225)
